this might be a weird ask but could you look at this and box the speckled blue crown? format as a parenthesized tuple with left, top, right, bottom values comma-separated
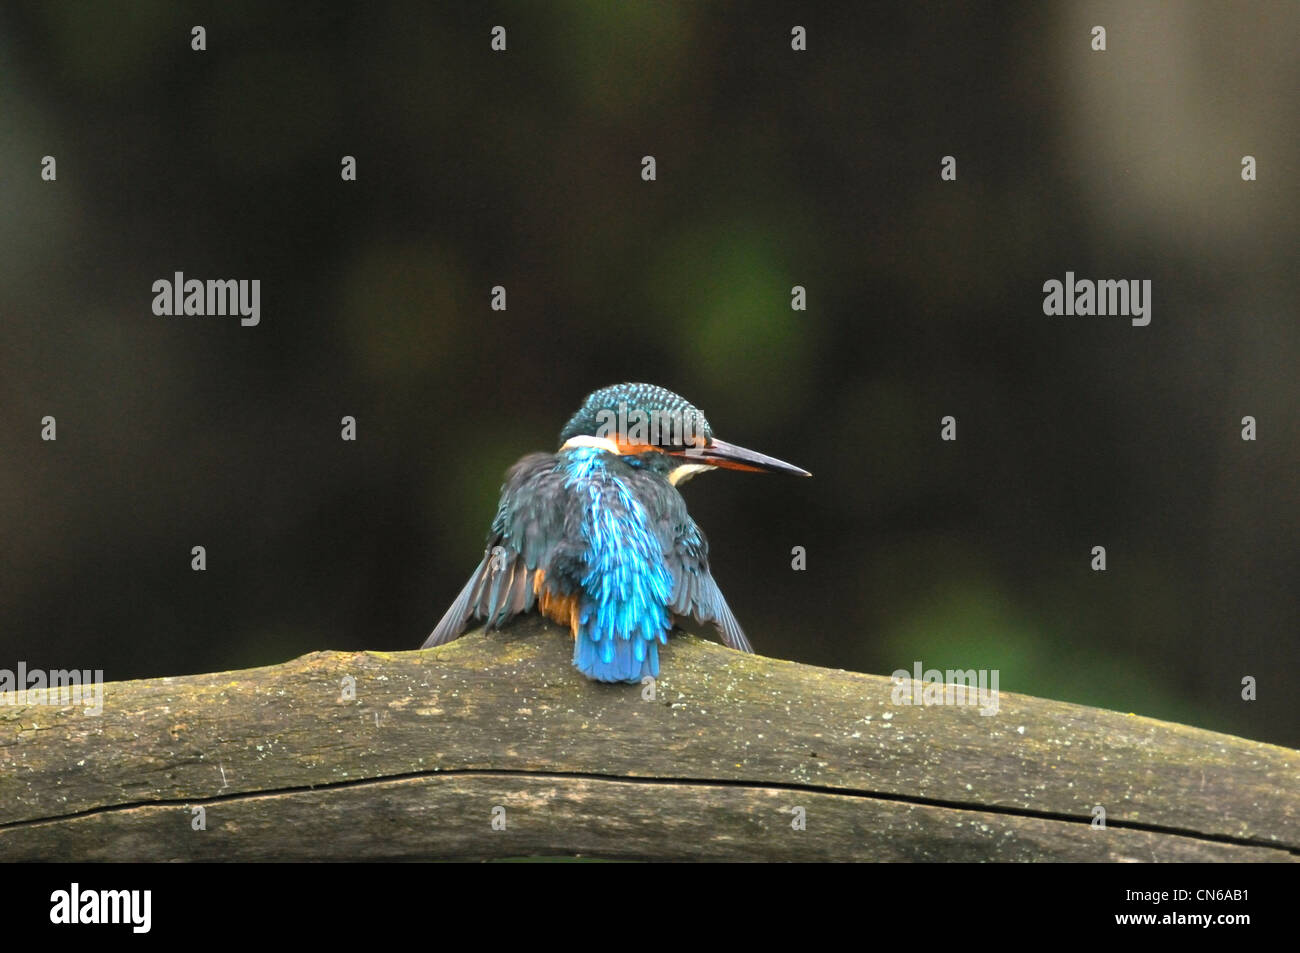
(559, 383, 713, 447)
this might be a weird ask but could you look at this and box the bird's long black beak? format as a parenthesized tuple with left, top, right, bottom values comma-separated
(677, 438, 811, 477)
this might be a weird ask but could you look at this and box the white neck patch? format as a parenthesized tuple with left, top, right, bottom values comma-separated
(668, 463, 716, 486)
(560, 435, 621, 454)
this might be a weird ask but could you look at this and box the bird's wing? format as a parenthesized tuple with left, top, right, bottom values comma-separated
(668, 531, 752, 652)
(422, 549, 494, 648)
(422, 454, 573, 649)
(652, 501, 753, 654)
(685, 566, 752, 654)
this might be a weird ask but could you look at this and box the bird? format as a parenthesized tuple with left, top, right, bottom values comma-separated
(422, 382, 810, 683)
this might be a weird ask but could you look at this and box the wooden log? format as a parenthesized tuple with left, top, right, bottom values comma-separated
(1, 617, 1295, 861)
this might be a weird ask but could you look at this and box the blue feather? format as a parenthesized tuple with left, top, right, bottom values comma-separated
(563, 447, 672, 683)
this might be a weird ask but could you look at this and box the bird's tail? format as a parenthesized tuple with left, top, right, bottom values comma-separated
(572, 602, 668, 683)
(572, 628, 662, 684)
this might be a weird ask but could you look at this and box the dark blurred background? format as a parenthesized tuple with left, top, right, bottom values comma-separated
(2, 2, 1296, 746)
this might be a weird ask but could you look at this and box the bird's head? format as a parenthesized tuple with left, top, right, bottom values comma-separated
(559, 382, 811, 486)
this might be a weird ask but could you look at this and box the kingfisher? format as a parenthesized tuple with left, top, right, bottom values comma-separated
(422, 382, 810, 683)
